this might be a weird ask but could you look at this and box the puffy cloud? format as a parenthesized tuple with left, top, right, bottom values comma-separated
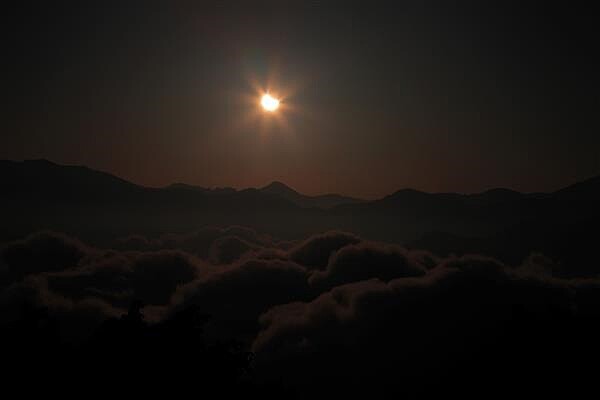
(252, 255, 593, 392)
(114, 234, 156, 252)
(2, 227, 600, 396)
(170, 258, 311, 337)
(114, 226, 277, 260)
(44, 250, 205, 308)
(208, 236, 258, 265)
(1, 233, 208, 333)
(288, 231, 361, 269)
(309, 242, 427, 291)
(0, 276, 121, 341)
(1, 231, 92, 280)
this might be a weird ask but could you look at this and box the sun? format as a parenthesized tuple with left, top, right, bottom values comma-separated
(261, 93, 280, 112)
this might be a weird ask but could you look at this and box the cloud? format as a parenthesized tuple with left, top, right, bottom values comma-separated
(169, 258, 311, 337)
(208, 235, 259, 265)
(2, 227, 600, 396)
(43, 250, 205, 308)
(0, 275, 121, 340)
(1, 231, 92, 280)
(114, 234, 156, 252)
(288, 231, 361, 269)
(114, 226, 277, 260)
(1, 233, 208, 332)
(309, 241, 427, 291)
(252, 254, 594, 392)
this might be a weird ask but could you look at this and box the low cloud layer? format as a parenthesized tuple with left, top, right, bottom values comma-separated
(253, 255, 600, 394)
(114, 226, 282, 260)
(2, 227, 600, 395)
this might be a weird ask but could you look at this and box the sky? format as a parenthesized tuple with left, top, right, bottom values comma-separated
(2, 1, 599, 199)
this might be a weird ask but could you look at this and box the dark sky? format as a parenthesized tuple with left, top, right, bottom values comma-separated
(3, 1, 598, 198)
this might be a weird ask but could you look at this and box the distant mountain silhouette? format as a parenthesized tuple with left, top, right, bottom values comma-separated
(1, 159, 599, 271)
(164, 180, 363, 208)
(0, 159, 304, 240)
(165, 183, 237, 195)
(165, 183, 210, 192)
(259, 181, 363, 209)
(1, 159, 142, 197)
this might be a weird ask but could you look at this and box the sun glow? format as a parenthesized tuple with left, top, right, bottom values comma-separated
(229, 72, 301, 137)
(261, 93, 280, 112)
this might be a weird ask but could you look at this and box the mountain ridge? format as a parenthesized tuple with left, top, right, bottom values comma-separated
(6, 159, 598, 203)
(1, 159, 599, 248)
(259, 180, 363, 209)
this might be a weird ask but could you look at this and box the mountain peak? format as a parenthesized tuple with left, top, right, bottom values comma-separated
(259, 181, 362, 208)
(261, 181, 299, 195)
(264, 180, 291, 189)
(386, 188, 428, 199)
